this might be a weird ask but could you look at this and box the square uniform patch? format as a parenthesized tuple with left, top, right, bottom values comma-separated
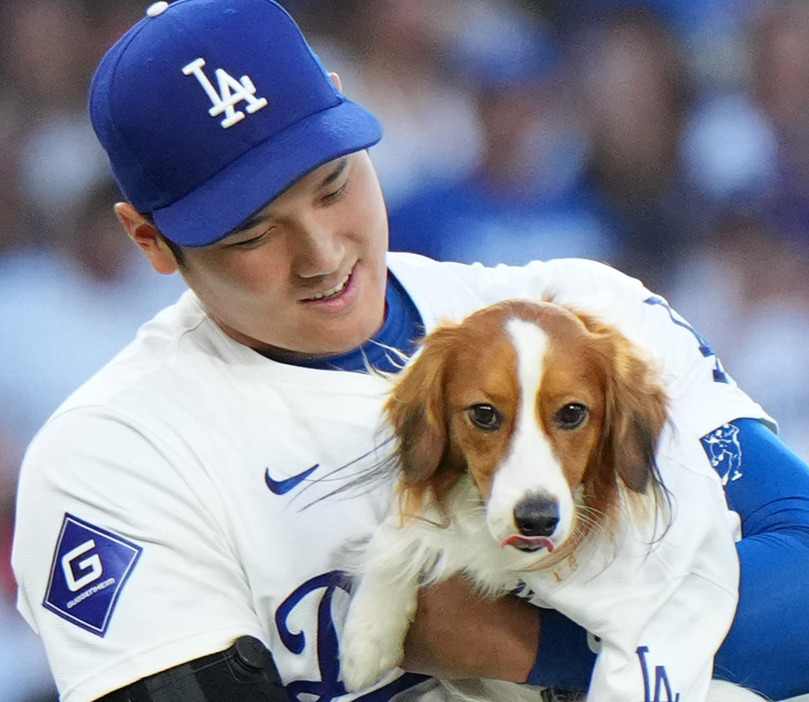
(43, 513, 142, 637)
(700, 423, 743, 486)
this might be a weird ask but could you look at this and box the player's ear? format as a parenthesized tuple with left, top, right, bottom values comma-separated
(114, 203, 179, 275)
(328, 72, 343, 92)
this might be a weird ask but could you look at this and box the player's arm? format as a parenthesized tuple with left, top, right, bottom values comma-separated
(402, 575, 541, 682)
(712, 418, 809, 700)
(12, 411, 266, 701)
(402, 576, 595, 690)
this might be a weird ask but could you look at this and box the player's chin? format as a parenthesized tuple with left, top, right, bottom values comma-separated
(316, 315, 382, 356)
(292, 269, 385, 352)
(314, 278, 385, 337)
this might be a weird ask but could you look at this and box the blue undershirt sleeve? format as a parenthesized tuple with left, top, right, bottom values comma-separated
(527, 418, 809, 700)
(527, 608, 596, 690)
(712, 418, 809, 700)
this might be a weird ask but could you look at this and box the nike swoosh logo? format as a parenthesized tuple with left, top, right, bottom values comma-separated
(264, 464, 319, 495)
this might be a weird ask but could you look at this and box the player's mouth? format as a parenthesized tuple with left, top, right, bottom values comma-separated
(309, 273, 351, 301)
(301, 267, 356, 306)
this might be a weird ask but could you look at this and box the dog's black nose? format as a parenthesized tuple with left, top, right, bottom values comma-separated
(513, 495, 560, 537)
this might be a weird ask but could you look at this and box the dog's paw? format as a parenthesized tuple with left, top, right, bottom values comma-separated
(340, 628, 405, 691)
(339, 604, 411, 691)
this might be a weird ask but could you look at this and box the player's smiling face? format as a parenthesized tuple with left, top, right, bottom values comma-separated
(170, 152, 389, 359)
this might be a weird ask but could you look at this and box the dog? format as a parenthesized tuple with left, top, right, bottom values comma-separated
(339, 299, 765, 702)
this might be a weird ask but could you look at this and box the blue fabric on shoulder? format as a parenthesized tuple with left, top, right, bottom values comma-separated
(527, 419, 809, 700)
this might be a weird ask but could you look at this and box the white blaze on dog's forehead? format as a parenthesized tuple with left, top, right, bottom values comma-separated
(506, 318, 548, 408)
(503, 318, 564, 494)
(485, 317, 576, 543)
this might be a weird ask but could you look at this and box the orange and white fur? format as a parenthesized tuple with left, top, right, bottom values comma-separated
(339, 300, 765, 702)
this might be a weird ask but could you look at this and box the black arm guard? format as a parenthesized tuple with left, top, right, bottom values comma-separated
(96, 636, 288, 701)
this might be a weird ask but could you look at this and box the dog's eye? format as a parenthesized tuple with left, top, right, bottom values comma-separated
(467, 404, 503, 431)
(555, 403, 588, 429)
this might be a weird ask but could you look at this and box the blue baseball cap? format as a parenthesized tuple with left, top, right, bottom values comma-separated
(89, 0, 383, 247)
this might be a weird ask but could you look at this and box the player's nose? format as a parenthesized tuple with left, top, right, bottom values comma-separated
(292, 225, 345, 279)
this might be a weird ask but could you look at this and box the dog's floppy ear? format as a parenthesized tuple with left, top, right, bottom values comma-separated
(385, 331, 447, 483)
(587, 319, 668, 494)
(384, 325, 457, 487)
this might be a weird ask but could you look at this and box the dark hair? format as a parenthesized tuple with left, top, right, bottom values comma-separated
(142, 212, 188, 268)
(159, 233, 188, 269)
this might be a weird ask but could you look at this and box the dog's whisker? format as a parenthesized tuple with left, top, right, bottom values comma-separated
(571, 506, 614, 544)
(294, 437, 399, 510)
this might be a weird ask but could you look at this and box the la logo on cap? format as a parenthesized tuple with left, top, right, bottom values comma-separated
(183, 58, 269, 129)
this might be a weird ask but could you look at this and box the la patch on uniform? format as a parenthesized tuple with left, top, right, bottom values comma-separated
(43, 513, 142, 637)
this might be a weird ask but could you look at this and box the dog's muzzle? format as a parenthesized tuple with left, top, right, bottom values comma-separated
(502, 494, 560, 552)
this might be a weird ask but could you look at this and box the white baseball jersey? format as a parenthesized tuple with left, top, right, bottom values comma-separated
(12, 253, 770, 702)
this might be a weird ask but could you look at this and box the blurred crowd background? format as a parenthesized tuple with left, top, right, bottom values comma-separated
(2, 0, 809, 699)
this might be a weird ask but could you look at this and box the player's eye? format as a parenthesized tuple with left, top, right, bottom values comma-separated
(467, 403, 503, 431)
(322, 178, 349, 203)
(229, 229, 275, 249)
(555, 403, 588, 430)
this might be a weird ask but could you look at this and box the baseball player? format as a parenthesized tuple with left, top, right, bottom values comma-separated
(11, 1, 809, 701)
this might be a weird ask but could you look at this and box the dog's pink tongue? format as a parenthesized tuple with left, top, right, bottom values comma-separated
(502, 535, 555, 552)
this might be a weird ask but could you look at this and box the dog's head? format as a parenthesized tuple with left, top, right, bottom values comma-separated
(385, 299, 668, 557)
